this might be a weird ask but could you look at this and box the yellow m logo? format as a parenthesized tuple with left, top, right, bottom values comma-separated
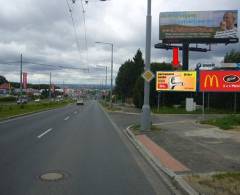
(204, 75, 219, 88)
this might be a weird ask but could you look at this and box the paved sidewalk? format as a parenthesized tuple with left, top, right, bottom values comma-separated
(109, 111, 240, 174)
(137, 134, 189, 173)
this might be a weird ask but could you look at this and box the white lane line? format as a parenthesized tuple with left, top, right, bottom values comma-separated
(64, 116, 70, 121)
(37, 128, 53, 139)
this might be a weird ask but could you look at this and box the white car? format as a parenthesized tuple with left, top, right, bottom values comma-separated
(76, 99, 84, 105)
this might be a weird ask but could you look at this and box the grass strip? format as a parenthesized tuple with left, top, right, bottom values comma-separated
(201, 114, 240, 130)
(185, 172, 240, 195)
(0, 100, 72, 120)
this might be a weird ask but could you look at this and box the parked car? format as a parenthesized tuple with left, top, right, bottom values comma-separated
(17, 98, 28, 104)
(76, 99, 84, 105)
(34, 99, 40, 102)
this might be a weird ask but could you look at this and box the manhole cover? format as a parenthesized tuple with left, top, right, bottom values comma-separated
(40, 172, 64, 181)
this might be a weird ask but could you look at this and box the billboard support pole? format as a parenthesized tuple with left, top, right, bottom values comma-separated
(157, 92, 160, 111)
(202, 92, 205, 119)
(207, 93, 210, 110)
(234, 92, 237, 113)
(182, 42, 189, 70)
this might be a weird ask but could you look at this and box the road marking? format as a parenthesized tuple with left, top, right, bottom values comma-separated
(37, 128, 53, 139)
(64, 116, 70, 121)
(74, 111, 78, 114)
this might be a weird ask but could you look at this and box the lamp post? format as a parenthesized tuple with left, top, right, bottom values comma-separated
(141, 0, 152, 131)
(95, 41, 113, 108)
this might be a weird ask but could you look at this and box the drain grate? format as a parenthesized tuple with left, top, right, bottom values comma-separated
(40, 172, 64, 181)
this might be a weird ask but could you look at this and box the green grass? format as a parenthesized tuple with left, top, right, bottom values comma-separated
(0, 100, 72, 120)
(185, 172, 240, 195)
(213, 172, 240, 181)
(201, 115, 240, 130)
(130, 124, 161, 135)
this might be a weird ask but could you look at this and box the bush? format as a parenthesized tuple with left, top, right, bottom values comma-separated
(0, 96, 16, 102)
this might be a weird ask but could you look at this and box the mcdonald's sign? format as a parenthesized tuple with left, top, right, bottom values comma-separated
(200, 71, 240, 92)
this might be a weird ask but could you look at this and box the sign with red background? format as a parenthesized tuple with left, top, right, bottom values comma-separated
(22, 72, 27, 89)
(200, 70, 240, 92)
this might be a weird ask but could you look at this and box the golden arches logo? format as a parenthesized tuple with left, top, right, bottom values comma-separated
(204, 75, 219, 88)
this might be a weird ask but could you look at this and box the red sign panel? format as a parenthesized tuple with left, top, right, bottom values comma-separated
(22, 72, 27, 89)
(172, 47, 179, 67)
(200, 71, 240, 92)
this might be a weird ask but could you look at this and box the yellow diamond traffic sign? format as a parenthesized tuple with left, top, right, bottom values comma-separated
(142, 70, 155, 82)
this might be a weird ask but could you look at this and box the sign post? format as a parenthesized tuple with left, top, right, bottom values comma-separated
(202, 92, 205, 119)
(234, 92, 237, 113)
(157, 92, 160, 111)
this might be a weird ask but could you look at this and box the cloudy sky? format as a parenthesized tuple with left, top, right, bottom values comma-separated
(0, 0, 239, 85)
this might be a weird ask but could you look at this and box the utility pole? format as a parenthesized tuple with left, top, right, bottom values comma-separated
(63, 80, 65, 99)
(105, 66, 107, 103)
(49, 72, 52, 100)
(141, 0, 152, 131)
(95, 42, 114, 108)
(110, 44, 113, 108)
(20, 54, 23, 101)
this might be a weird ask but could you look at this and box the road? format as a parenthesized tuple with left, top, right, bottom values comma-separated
(0, 100, 172, 195)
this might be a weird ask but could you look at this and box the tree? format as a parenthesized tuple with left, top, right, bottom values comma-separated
(115, 49, 144, 100)
(224, 50, 240, 63)
(0, 75, 8, 85)
(133, 77, 144, 108)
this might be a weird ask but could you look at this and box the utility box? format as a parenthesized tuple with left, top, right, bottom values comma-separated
(186, 98, 196, 112)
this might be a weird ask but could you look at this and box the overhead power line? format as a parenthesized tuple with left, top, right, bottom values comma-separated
(65, 0, 82, 54)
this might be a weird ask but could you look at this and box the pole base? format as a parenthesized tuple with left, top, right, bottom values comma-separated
(140, 104, 151, 131)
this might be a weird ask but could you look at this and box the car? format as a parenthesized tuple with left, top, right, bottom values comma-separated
(34, 99, 40, 102)
(17, 98, 28, 104)
(76, 99, 84, 105)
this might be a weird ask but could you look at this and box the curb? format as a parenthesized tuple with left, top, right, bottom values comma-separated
(126, 125, 199, 195)
(0, 103, 73, 123)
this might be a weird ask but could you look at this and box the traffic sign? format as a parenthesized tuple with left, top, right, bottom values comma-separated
(142, 70, 155, 82)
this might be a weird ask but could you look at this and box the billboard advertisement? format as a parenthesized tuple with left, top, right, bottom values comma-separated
(156, 71, 197, 91)
(159, 10, 239, 40)
(22, 72, 27, 89)
(200, 70, 240, 92)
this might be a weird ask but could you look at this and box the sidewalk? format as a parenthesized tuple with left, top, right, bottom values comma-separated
(108, 110, 240, 194)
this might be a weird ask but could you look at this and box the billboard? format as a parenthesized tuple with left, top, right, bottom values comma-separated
(22, 72, 27, 89)
(200, 70, 240, 92)
(159, 10, 239, 40)
(156, 71, 197, 91)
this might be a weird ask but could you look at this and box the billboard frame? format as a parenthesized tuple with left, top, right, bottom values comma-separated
(156, 70, 197, 92)
(157, 10, 240, 71)
(199, 70, 240, 92)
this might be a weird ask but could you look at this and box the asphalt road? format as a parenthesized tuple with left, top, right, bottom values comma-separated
(0, 100, 172, 195)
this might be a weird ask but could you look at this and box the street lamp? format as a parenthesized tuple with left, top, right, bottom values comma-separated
(141, 0, 152, 131)
(95, 41, 113, 108)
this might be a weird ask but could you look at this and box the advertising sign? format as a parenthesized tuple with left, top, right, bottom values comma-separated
(159, 10, 239, 40)
(200, 70, 240, 92)
(156, 71, 197, 91)
(172, 47, 180, 67)
(22, 72, 27, 89)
